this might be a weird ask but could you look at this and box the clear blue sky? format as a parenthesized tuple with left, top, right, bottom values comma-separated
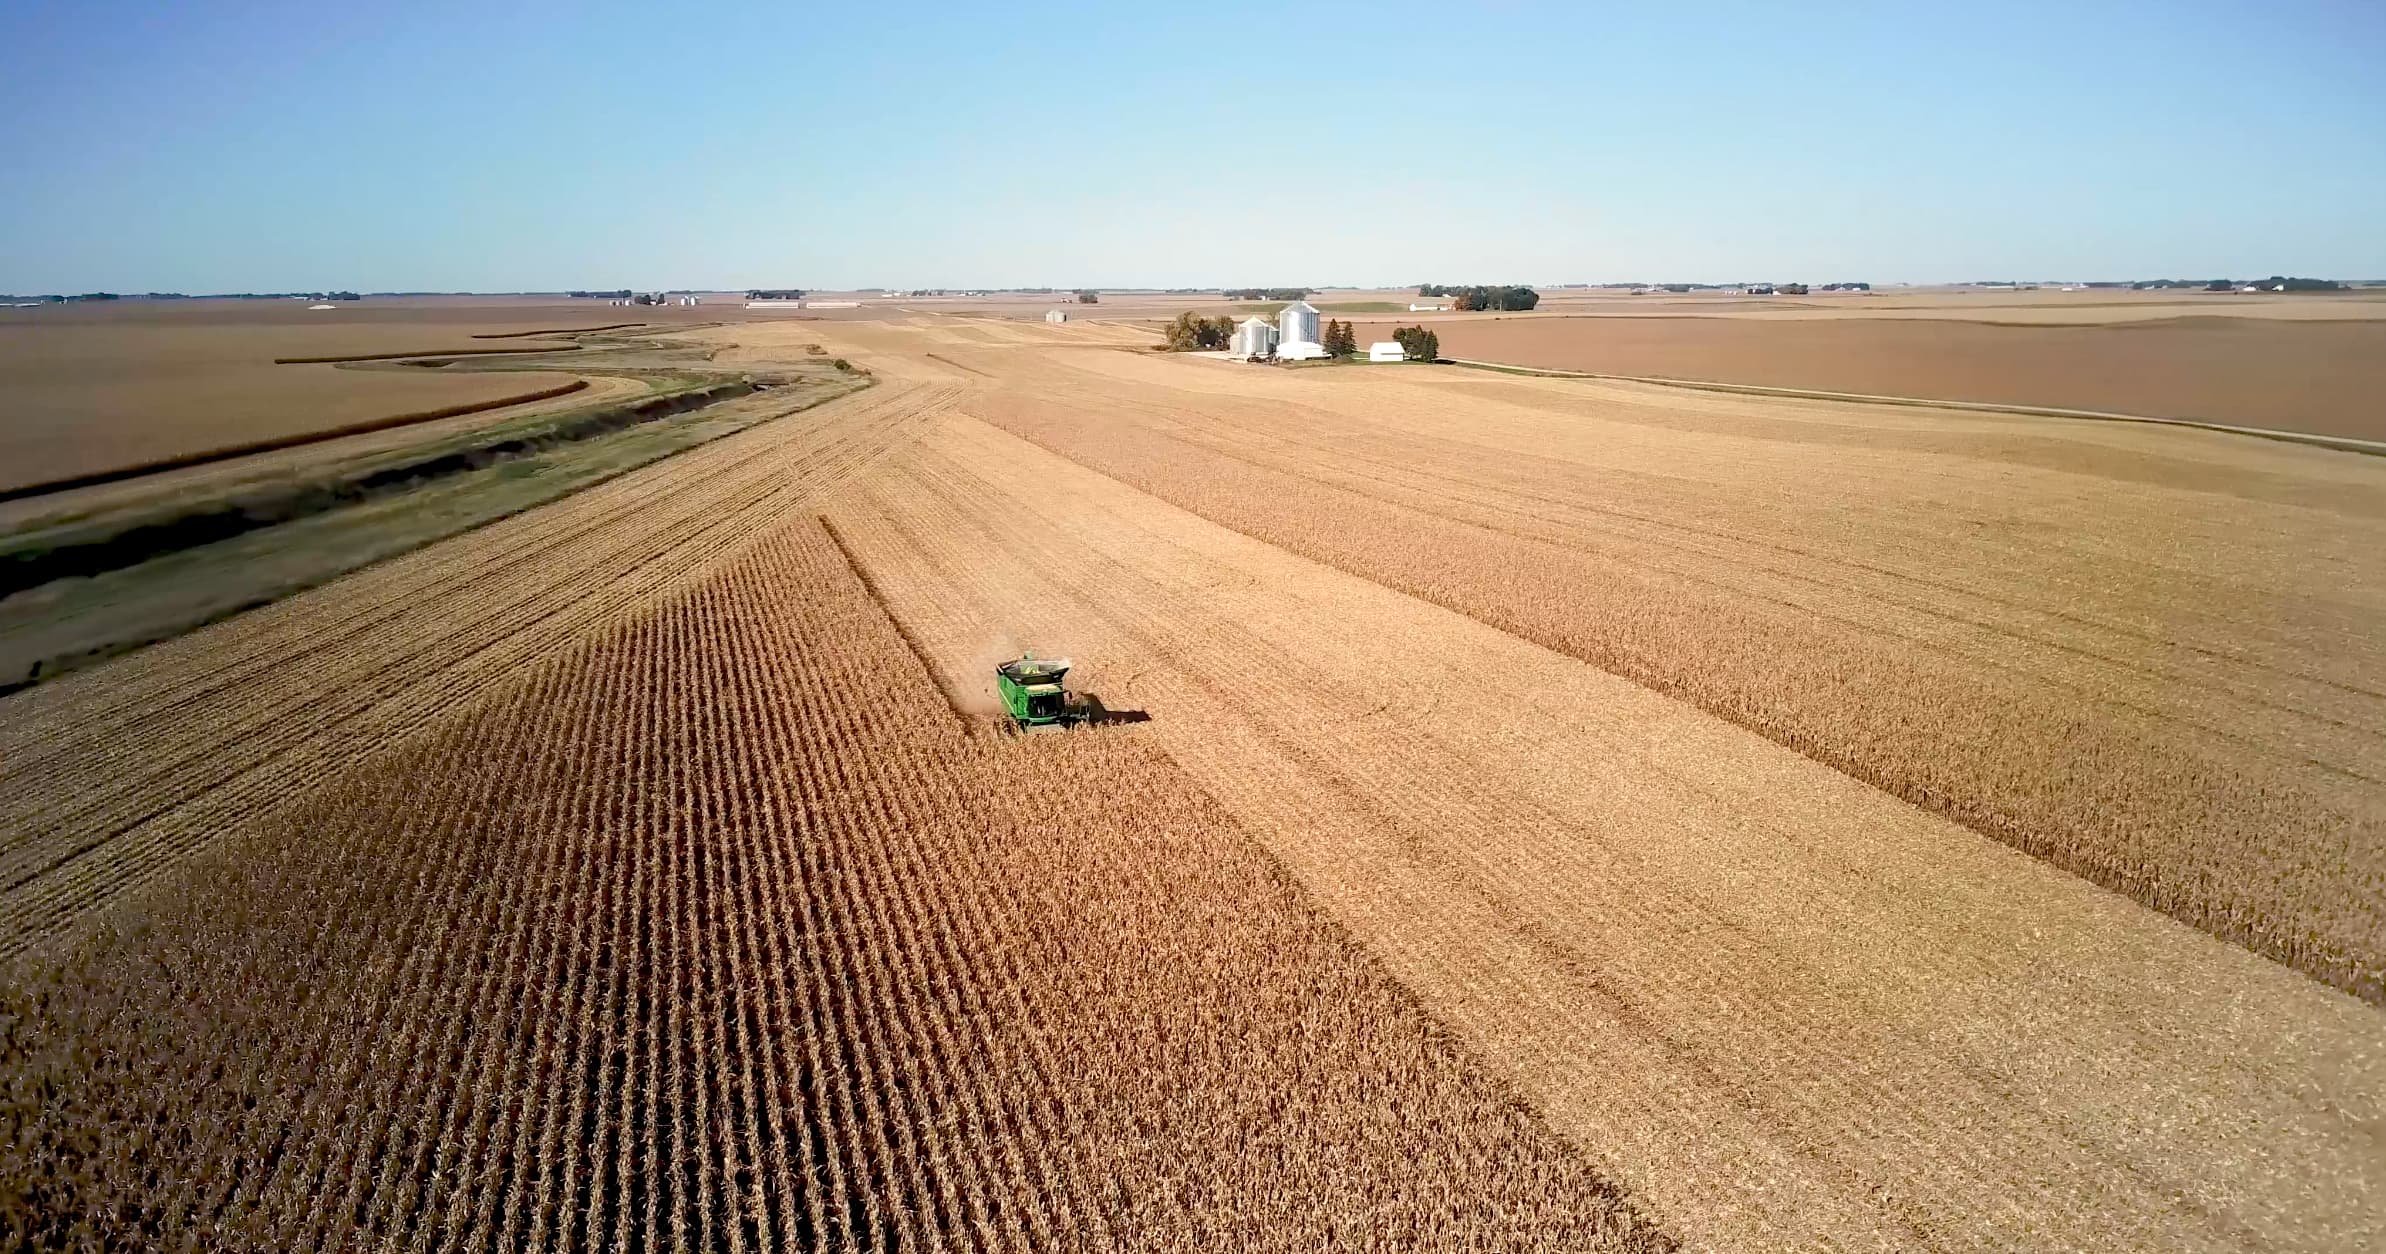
(3, 1, 2381, 292)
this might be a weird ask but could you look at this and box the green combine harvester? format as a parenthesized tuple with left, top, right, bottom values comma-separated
(995, 654, 1083, 731)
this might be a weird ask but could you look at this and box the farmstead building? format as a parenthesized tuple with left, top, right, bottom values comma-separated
(1278, 300, 1322, 349)
(1231, 316, 1279, 358)
(1045, 309, 1069, 323)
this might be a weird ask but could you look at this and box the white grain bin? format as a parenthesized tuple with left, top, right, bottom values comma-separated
(1045, 309, 1070, 323)
(1231, 316, 1279, 357)
(1278, 300, 1320, 348)
(1368, 341, 1405, 362)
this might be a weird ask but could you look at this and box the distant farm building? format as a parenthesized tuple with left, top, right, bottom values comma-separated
(1276, 300, 1323, 357)
(1367, 341, 1405, 363)
(745, 299, 806, 309)
(1409, 303, 1449, 312)
(1045, 309, 1069, 323)
(1278, 300, 1321, 347)
(1231, 316, 1279, 358)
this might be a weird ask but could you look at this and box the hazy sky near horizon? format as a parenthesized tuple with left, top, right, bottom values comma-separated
(3, 1, 2381, 292)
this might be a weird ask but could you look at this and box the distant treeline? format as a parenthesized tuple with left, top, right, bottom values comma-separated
(1416, 285, 1540, 311)
(747, 289, 808, 300)
(1223, 288, 1312, 301)
(568, 289, 633, 299)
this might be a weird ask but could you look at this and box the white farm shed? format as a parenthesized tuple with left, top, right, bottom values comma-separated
(1276, 340, 1327, 361)
(1278, 300, 1321, 347)
(1231, 316, 1279, 358)
(1367, 341, 1405, 362)
(1045, 309, 1069, 323)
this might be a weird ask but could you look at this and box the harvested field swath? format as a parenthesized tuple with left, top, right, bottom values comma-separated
(1346, 314, 2386, 441)
(816, 397, 2386, 1252)
(0, 378, 946, 961)
(955, 342, 2386, 1002)
(0, 519, 1667, 1253)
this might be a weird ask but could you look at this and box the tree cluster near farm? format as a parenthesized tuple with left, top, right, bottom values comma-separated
(1221, 287, 1310, 300)
(1391, 324, 1439, 360)
(1162, 311, 1234, 350)
(1416, 284, 1541, 310)
(1321, 318, 1358, 356)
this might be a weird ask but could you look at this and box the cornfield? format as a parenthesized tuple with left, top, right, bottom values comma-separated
(0, 519, 1666, 1252)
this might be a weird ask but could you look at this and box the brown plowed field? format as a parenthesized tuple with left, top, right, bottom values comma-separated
(4, 314, 2381, 1250)
(1345, 314, 2386, 440)
(0, 296, 767, 495)
(0, 320, 598, 493)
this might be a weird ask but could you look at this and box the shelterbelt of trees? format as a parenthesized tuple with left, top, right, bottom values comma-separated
(1416, 285, 1540, 311)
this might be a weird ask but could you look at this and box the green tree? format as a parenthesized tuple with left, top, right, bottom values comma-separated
(1324, 319, 1357, 356)
(1164, 311, 1234, 351)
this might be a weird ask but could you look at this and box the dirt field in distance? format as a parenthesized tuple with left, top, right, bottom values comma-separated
(1347, 313, 2386, 440)
(0, 297, 758, 494)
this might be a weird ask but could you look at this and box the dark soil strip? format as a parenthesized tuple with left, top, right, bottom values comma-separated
(471, 323, 646, 339)
(0, 381, 754, 601)
(272, 345, 579, 364)
(0, 380, 594, 505)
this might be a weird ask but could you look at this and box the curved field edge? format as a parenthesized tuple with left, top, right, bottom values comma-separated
(972, 378, 2386, 1003)
(0, 379, 594, 504)
(0, 516, 1673, 1252)
(269, 344, 579, 364)
(470, 322, 646, 339)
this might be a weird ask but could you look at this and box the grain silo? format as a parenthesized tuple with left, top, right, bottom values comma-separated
(1231, 316, 1279, 358)
(1278, 300, 1321, 349)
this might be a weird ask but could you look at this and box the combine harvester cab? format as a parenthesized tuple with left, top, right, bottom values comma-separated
(995, 654, 1081, 733)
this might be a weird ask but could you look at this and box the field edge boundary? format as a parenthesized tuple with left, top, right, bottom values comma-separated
(1441, 358, 2386, 457)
